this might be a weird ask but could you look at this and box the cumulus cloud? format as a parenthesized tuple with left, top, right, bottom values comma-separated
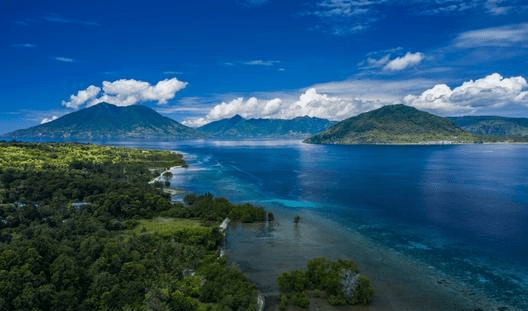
(383, 52, 424, 71)
(41, 116, 59, 124)
(62, 78, 188, 109)
(404, 73, 528, 113)
(453, 23, 528, 48)
(183, 88, 383, 126)
(359, 50, 424, 71)
(62, 85, 101, 109)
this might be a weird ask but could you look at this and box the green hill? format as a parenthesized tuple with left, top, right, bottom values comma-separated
(305, 104, 478, 144)
(5, 103, 201, 140)
(449, 116, 528, 141)
(198, 115, 335, 138)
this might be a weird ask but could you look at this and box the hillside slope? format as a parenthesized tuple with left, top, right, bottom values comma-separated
(305, 104, 478, 144)
(6, 103, 200, 139)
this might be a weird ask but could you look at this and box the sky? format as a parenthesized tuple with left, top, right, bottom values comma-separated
(2, 0, 528, 133)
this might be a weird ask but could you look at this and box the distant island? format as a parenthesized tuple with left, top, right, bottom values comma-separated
(305, 104, 528, 145)
(198, 114, 335, 139)
(5, 103, 202, 140)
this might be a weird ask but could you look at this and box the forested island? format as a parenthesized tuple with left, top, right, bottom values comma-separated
(0, 142, 373, 310)
(304, 105, 479, 145)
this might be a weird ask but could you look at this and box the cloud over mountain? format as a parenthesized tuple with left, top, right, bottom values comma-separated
(62, 78, 188, 109)
(40, 116, 58, 124)
(185, 73, 528, 126)
(183, 88, 382, 126)
(404, 73, 528, 113)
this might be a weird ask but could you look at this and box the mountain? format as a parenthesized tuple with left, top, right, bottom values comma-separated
(305, 104, 478, 144)
(449, 116, 528, 141)
(5, 103, 200, 140)
(198, 115, 336, 138)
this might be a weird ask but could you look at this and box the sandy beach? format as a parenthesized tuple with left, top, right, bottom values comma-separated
(226, 204, 518, 311)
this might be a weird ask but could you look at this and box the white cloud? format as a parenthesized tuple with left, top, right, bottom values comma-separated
(383, 52, 424, 71)
(62, 85, 101, 109)
(359, 49, 424, 71)
(62, 78, 188, 109)
(367, 54, 391, 67)
(404, 73, 528, 113)
(453, 23, 528, 48)
(41, 116, 59, 124)
(183, 88, 384, 126)
(55, 57, 75, 63)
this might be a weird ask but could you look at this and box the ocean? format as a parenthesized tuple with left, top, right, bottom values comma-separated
(118, 140, 528, 310)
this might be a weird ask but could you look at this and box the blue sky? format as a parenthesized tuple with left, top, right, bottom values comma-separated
(2, 0, 528, 133)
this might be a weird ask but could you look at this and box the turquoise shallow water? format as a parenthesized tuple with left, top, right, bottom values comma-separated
(115, 140, 528, 309)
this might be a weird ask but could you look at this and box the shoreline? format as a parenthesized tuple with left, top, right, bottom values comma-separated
(226, 204, 519, 311)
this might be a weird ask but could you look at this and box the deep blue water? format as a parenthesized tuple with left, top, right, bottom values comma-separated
(117, 140, 528, 307)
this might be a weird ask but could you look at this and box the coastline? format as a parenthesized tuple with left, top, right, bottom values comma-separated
(226, 203, 519, 311)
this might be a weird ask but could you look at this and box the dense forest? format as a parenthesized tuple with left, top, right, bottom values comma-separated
(0, 142, 270, 310)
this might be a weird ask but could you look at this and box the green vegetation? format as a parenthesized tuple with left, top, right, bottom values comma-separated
(305, 104, 479, 144)
(5, 102, 201, 140)
(0, 141, 268, 310)
(198, 115, 335, 139)
(277, 257, 374, 309)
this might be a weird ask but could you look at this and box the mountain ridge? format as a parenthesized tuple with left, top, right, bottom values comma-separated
(198, 115, 336, 138)
(448, 116, 528, 140)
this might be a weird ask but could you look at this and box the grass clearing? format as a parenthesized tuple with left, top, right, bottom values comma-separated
(134, 217, 211, 237)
